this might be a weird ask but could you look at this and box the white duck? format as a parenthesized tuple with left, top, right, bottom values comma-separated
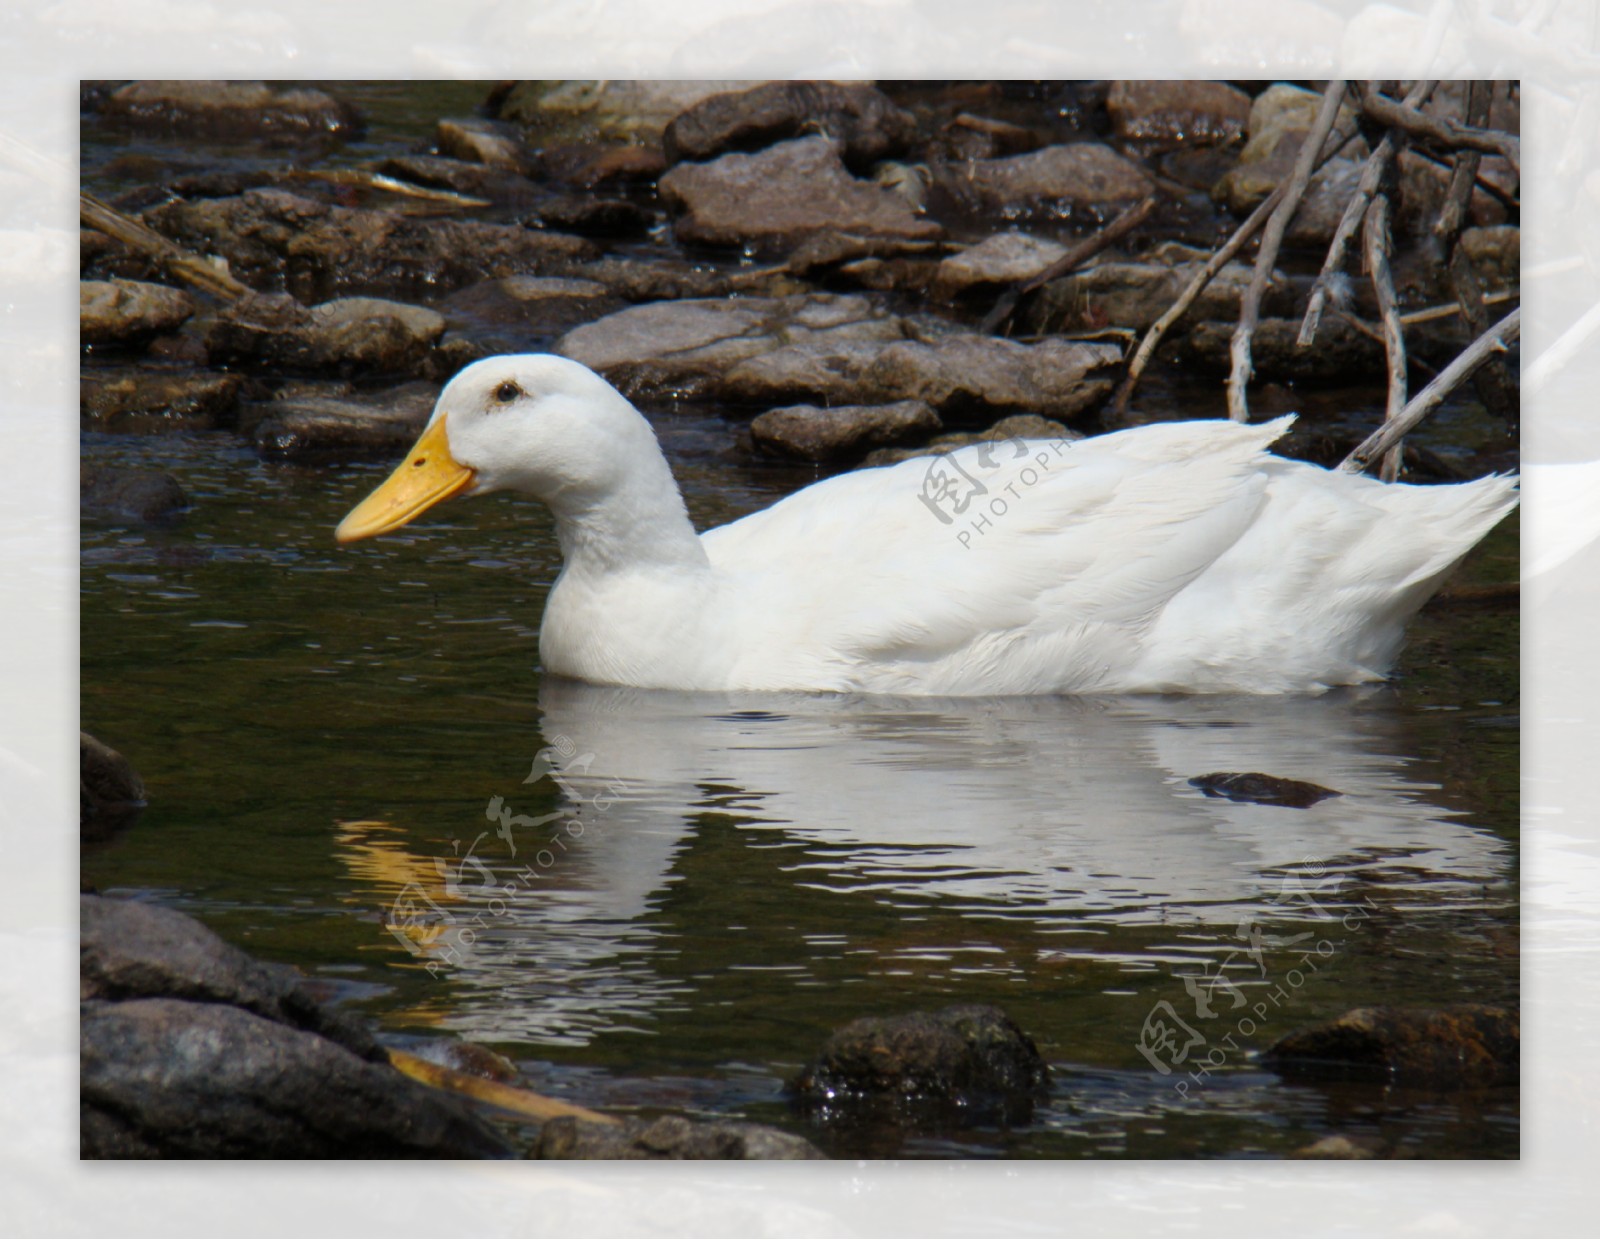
(336, 354, 1517, 695)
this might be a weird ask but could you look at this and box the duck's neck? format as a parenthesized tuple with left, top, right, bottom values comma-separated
(548, 449, 708, 579)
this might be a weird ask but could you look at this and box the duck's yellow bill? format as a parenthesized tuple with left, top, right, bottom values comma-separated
(336, 416, 475, 544)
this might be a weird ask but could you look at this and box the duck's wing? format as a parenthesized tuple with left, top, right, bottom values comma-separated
(701, 417, 1293, 692)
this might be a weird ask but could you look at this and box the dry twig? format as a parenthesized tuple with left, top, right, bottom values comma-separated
(1358, 87, 1520, 173)
(1363, 192, 1407, 481)
(1227, 80, 1348, 421)
(387, 1048, 620, 1126)
(80, 191, 251, 302)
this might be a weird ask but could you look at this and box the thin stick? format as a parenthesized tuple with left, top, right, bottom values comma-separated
(1432, 81, 1489, 246)
(387, 1048, 621, 1126)
(1111, 125, 1360, 420)
(1358, 88, 1520, 173)
(1228, 79, 1347, 422)
(1399, 287, 1517, 326)
(1339, 306, 1521, 474)
(1299, 80, 1437, 348)
(1363, 193, 1407, 481)
(80, 191, 252, 302)
(980, 195, 1156, 335)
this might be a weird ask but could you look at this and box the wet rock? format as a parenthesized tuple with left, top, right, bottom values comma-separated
(493, 80, 748, 142)
(531, 195, 654, 239)
(558, 293, 905, 399)
(1291, 1134, 1392, 1159)
(441, 276, 625, 345)
(80, 367, 240, 433)
(246, 383, 437, 464)
(723, 331, 1121, 420)
(1398, 149, 1517, 232)
(80, 464, 188, 526)
(1172, 316, 1384, 381)
(790, 1004, 1049, 1125)
(535, 1114, 825, 1160)
(578, 256, 738, 303)
(436, 118, 534, 173)
(1460, 225, 1520, 289)
(377, 155, 541, 207)
(1188, 772, 1341, 808)
(144, 189, 596, 299)
(934, 113, 1042, 162)
(98, 80, 361, 140)
(860, 415, 1079, 468)
(930, 231, 1069, 301)
(663, 81, 916, 169)
(1265, 1004, 1519, 1087)
(659, 136, 944, 254)
(751, 400, 941, 464)
(80, 279, 195, 348)
(945, 143, 1153, 222)
(1107, 80, 1252, 145)
(80, 734, 146, 846)
(1024, 242, 1293, 335)
(206, 292, 446, 377)
(544, 143, 669, 189)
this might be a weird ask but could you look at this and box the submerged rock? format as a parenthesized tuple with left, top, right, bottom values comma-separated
(751, 400, 941, 464)
(493, 80, 748, 142)
(80, 464, 188, 525)
(791, 1004, 1050, 1126)
(441, 276, 624, 344)
(80, 279, 195, 348)
(663, 80, 916, 168)
(531, 195, 654, 239)
(97, 80, 362, 140)
(377, 155, 542, 207)
(1172, 316, 1385, 380)
(206, 292, 445, 377)
(246, 383, 437, 464)
(1107, 80, 1252, 144)
(80, 895, 511, 1159)
(659, 135, 943, 254)
(1188, 771, 1341, 808)
(436, 118, 535, 173)
(535, 1114, 825, 1160)
(79, 734, 146, 846)
(80, 368, 240, 433)
(1265, 1004, 1519, 1086)
(144, 189, 595, 299)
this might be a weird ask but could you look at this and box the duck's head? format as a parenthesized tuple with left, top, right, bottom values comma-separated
(335, 354, 656, 543)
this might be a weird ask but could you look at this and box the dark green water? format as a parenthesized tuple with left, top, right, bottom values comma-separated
(81, 82, 1519, 1159)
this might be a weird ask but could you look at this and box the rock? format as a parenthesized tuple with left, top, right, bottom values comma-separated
(493, 80, 748, 141)
(535, 1114, 825, 1160)
(543, 143, 669, 189)
(658, 136, 944, 254)
(1188, 772, 1341, 808)
(751, 400, 941, 464)
(577, 256, 738, 303)
(1398, 149, 1517, 232)
(1172, 317, 1385, 381)
(723, 332, 1121, 420)
(1460, 225, 1520, 288)
(436, 118, 534, 173)
(97, 80, 362, 140)
(1107, 80, 1252, 145)
(80, 368, 240, 433)
(144, 189, 596, 300)
(558, 293, 905, 399)
(79, 734, 146, 845)
(790, 1004, 1050, 1125)
(441, 276, 625, 346)
(80, 279, 195, 348)
(531, 195, 654, 239)
(930, 231, 1070, 301)
(79, 895, 512, 1158)
(1265, 1004, 1519, 1086)
(947, 143, 1154, 222)
(80, 464, 188, 525)
(1291, 1134, 1392, 1159)
(246, 384, 437, 464)
(1023, 241, 1294, 335)
(934, 113, 1042, 162)
(205, 293, 445, 377)
(377, 155, 541, 207)
(663, 81, 916, 168)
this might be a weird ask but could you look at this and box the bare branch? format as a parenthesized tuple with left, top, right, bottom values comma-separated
(1339, 306, 1521, 474)
(1363, 193, 1407, 481)
(80, 191, 252, 302)
(1228, 80, 1347, 422)
(1359, 88, 1520, 172)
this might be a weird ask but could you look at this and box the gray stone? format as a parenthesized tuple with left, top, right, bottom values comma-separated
(535, 1114, 825, 1160)
(247, 384, 438, 464)
(663, 80, 916, 168)
(80, 368, 240, 433)
(98, 80, 361, 139)
(436, 118, 534, 172)
(206, 292, 445, 376)
(441, 276, 624, 343)
(80, 735, 146, 845)
(948, 143, 1153, 220)
(1107, 80, 1252, 144)
(1265, 1004, 1518, 1086)
(495, 80, 749, 141)
(658, 136, 944, 254)
(930, 231, 1070, 300)
(1173, 316, 1385, 380)
(751, 400, 941, 463)
(80, 279, 195, 348)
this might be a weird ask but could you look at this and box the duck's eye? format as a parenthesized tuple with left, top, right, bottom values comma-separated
(493, 381, 522, 404)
